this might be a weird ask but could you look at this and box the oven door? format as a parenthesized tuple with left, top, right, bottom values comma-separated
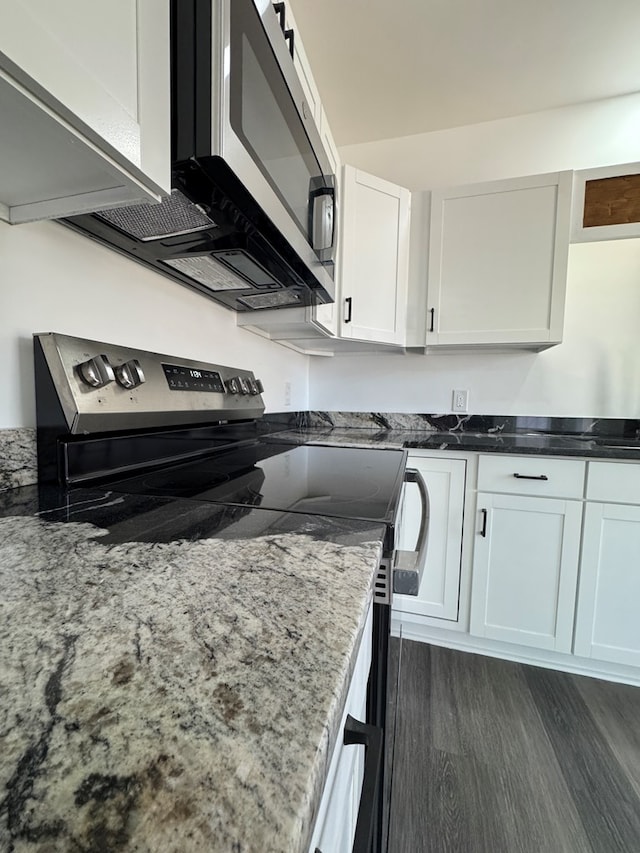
(217, 0, 337, 286)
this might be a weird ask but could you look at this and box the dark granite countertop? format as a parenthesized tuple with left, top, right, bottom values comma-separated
(403, 431, 640, 459)
(264, 420, 640, 461)
(0, 485, 386, 852)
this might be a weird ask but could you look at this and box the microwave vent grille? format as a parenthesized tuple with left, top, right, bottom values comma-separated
(162, 255, 248, 292)
(238, 291, 301, 309)
(97, 190, 215, 241)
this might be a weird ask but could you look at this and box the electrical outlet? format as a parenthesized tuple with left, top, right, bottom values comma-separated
(452, 389, 469, 413)
(284, 380, 292, 407)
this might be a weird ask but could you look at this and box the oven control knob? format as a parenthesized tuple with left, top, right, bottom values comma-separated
(115, 359, 146, 390)
(77, 354, 115, 388)
(237, 377, 250, 395)
(226, 377, 240, 395)
(254, 378, 264, 394)
(247, 379, 260, 395)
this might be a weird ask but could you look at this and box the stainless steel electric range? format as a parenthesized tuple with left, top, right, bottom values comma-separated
(34, 332, 428, 853)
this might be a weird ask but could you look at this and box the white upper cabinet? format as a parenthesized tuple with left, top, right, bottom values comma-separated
(319, 107, 340, 179)
(339, 165, 411, 346)
(0, 0, 170, 224)
(282, 1, 321, 125)
(426, 172, 572, 349)
(281, 4, 340, 338)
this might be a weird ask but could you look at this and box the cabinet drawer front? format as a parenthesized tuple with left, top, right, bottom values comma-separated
(477, 455, 585, 498)
(586, 460, 640, 503)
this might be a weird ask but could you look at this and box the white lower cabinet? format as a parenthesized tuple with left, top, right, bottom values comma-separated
(469, 454, 585, 653)
(309, 602, 372, 853)
(394, 456, 466, 622)
(469, 492, 583, 652)
(393, 451, 640, 686)
(311, 734, 363, 853)
(573, 461, 640, 667)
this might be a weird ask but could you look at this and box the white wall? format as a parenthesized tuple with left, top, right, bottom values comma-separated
(309, 238, 640, 419)
(309, 94, 640, 420)
(340, 93, 640, 191)
(0, 219, 309, 428)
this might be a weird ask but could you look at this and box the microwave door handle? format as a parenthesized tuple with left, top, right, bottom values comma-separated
(393, 468, 430, 596)
(311, 187, 335, 252)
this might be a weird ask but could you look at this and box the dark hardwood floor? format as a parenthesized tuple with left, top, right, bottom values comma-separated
(385, 640, 640, 853)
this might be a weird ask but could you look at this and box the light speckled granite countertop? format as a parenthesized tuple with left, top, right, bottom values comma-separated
(0, 428, 37, 491)
(0, 486, 386, 852)
(3, 414, 638, 849)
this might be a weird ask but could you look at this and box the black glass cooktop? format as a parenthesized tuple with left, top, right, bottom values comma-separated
(107, 439, 407, 525)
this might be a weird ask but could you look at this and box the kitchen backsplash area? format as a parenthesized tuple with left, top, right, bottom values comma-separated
(265, 411, 640, 438)
(0, 428, 37, 491)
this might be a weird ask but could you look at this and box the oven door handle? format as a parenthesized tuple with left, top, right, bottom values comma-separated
(393, 467, 430, 596)
(405, 468, 430, 557)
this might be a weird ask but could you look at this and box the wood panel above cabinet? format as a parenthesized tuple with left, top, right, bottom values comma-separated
(583, 173, 640, 228)
(572, 162, 640, 243)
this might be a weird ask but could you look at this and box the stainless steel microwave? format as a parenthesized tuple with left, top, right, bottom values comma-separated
(63, 0, 337, 312)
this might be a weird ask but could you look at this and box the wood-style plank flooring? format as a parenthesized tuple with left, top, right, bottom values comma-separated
(385, 640, 640, 853)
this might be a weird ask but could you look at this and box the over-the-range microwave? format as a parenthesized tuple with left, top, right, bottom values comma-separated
(64, 0, 337, 313)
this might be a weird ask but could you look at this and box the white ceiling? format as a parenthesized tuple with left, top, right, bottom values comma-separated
(287, 0, 640, 146)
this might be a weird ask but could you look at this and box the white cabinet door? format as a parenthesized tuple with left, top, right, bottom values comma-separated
(426, 172, 572, 349)
(309, 602, 371, 853)
(394, 456, 466, 621)
(339, 166, 410, 345)
(312, 743, 362, 853)
(0, 0, 170, 223)
(470, 493, 583, 652)
(574, 502, 640, 667)
(283, 1, 322, 125)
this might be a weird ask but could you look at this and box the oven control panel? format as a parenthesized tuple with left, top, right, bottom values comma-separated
(162, 363, 225, 393)
(35, 332, 265, 434)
